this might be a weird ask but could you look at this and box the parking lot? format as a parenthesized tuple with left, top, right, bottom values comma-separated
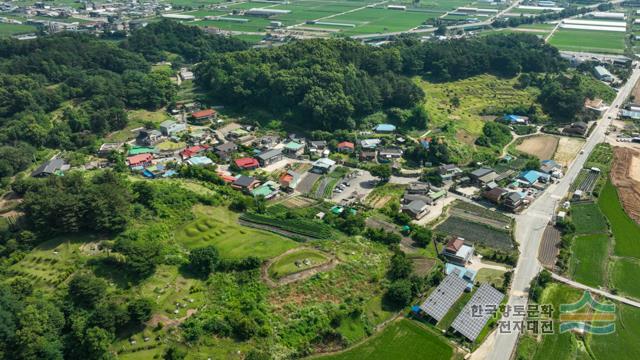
(331, 170, 377, 204)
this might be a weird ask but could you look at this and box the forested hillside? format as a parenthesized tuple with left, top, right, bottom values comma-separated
(196, 33, 566, 131)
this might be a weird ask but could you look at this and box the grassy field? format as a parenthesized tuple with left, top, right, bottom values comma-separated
(8, 235, 92, 288)
(549, 28, 626, 54)
(156, 140, 186, 151)
(437, 289, 474, 331)
(599, 180, 640, 259)
(320, 319, 453, 360)
(268, 248, 330, 279)
(571, 202, 608, 234)
(176, 205, 298, 259)
(0, 22, 37, 37)
(418, 75, 539, 137)
(476, 268, 506, 289)
(569, 234, 609, 288)
(611, 258, 640, 300)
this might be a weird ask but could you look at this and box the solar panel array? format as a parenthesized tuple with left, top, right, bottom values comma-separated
(451, 283, 505, 341)
(420, 269, 468, 322)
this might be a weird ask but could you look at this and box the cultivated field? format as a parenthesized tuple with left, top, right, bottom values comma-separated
(590, 304, 640, 359)
(176, 205, 298, 259)
(571, 169, 600, 194)
(609, 147, 640, 224)
(0, 22, 37, 37)
(435, 215, 513, 250)
(553, 137, 584, 166)
(548, 28, 626, 54)
(611, 258, 640, 300)
(365, 183, 405, 209)
(537, 226, 561, 268)
(449, 200, 512, 229)
(571, 202, 607, 235)
(515, 135, 559, 160)
(320, 319, 453, 360)
(569, 234, 609, 288)
(599, 180, 640, 259)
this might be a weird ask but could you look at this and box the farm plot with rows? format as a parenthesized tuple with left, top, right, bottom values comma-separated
(435, 215, 514, 250)
(538, 226, 561, 268)
(328, 7, 439, 35)
(571, 169, 600, 194)
(449, 200, 512, 229)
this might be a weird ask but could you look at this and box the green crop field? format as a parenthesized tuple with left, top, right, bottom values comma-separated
(191, 17, 274, 33)
(611, 258, 640, 300)
(328, 8, 439, 35)
(549, 29, 625, 54)
(599, 180, 640, 259)
(571, 202, 608, 234)
(589, 304, 640, 359)
(320, 319, 453, 360)
(569, 234, 609, 288)
(176, 205, 298, 259)
(268, 248, 330, 279)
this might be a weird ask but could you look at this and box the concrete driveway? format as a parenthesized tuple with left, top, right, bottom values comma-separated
(331, 170, 377, 203)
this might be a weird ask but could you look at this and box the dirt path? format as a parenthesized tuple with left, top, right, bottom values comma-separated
(261, 247, 339, 288)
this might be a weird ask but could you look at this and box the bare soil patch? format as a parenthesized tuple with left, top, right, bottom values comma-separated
(516, 135, 559, 159)
(611, 147, 640, 223)
(554, 137, 585, 166)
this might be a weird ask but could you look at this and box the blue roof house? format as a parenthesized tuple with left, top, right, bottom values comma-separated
(502, 114, 528, 124)
(374, 123, 396, 133)
(518, 170, 551, 186)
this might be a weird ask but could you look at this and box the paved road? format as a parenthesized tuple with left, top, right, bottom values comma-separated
(475, 66, 640, 360)
(551, 272, 640, 308)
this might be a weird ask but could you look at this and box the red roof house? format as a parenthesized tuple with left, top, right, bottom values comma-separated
(127, 153, 153, 167)
(180, 145, 208, 160)
(190, 109, 216, 123)
(337, 141, 355, 153)
(235, 157, 260, 170)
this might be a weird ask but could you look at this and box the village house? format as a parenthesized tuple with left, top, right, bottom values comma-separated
(360, 138, 381, 149)
(503, 192, 525, 212)
(441, 237, 474, 266)
(402, 199, 429, 220)
(312, 158, 336, 174)
(190, 109, 217, 124)
(563, 121, 588, 136)
(378, 147, 403, 162)
(254, 135, 280, 150)
(180, 145, 209, 160)
(186, 156, 214, 166)
(127, 153, 153, 168)
(136, 129, 163, 146)
(279, 170, 300, 191)
(31, 158, 69, 177)
(283, 140, 305, 157)
(483, 187, 508, 205)
(256, 148, 284, 166)
(251, 181, 279, 199)
(232, 175, 260, 192)
(539, 159, 563, 176)
(159, 120, 186, 136)
(359, 150, 377, 162)
(374, 123, 396, 133)
(501, 114, 529, 125)
(406, 181, 430, 195)
(214, 142, 238, 161)
(234, 157, 260, 170)
(518, 170, 551, 187)
(438, 164, 463, 181)
(308, 140, 327, 153)
(470, 167, 498, 187)
(337, 141, 355, 153)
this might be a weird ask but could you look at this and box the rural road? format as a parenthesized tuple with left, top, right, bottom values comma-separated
(474, 66, 640, 360)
